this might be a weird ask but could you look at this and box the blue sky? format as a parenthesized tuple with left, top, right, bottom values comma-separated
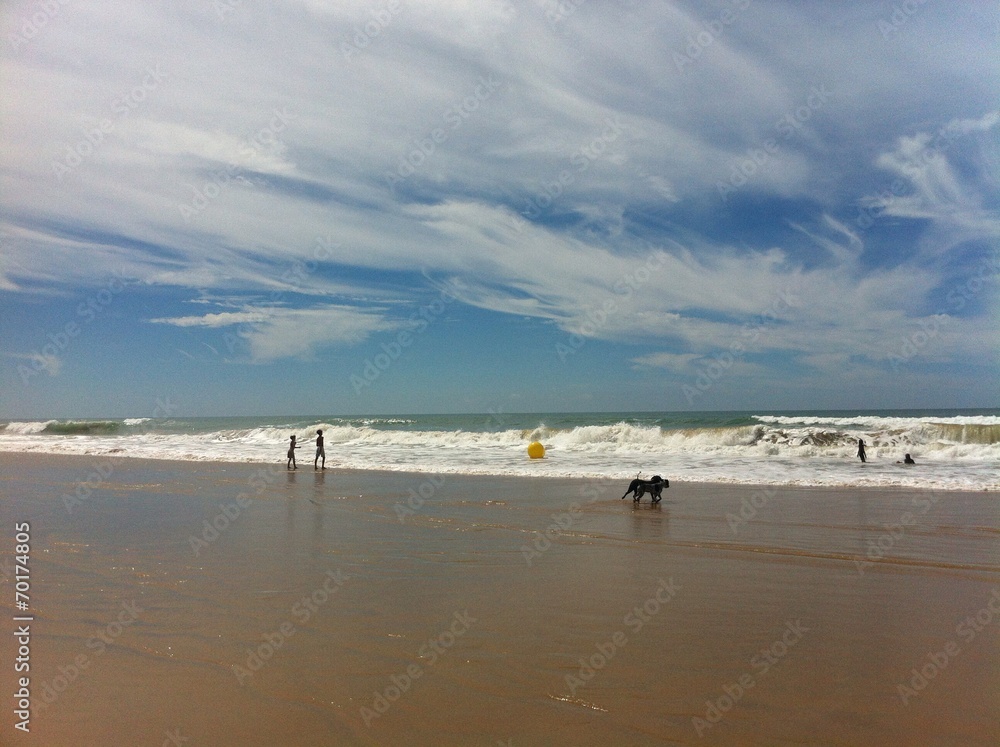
(1, 0, 997, 418)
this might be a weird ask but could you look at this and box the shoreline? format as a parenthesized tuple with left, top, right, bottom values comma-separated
(0, 448, 990, 492)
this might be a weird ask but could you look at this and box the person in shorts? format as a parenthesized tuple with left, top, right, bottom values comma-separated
(314, 429, 325, 470)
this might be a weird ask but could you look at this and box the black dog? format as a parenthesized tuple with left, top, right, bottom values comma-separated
(621, 475, 669, 503)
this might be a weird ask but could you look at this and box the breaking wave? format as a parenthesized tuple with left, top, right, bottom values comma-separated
(1, 413, 997, 490)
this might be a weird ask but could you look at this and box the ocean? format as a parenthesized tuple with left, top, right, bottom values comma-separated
(1, 409, 997, 491)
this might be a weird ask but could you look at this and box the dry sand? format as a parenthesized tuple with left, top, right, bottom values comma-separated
(0, 453, 997, 745)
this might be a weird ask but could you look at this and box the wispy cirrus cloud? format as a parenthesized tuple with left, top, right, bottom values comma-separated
(1, 1, 997, 411)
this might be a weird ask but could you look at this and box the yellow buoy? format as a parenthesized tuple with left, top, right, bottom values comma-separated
(527, 441, 545, 459)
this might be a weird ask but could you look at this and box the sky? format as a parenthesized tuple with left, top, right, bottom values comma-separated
(1, 0, 997, 419)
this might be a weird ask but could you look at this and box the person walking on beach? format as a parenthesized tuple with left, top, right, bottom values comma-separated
(314, 429, 325, 471)
(857, 438, 867, 463)
(287, 434, 300, 470)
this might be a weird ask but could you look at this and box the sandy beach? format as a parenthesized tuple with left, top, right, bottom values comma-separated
(0, 452, 997, 746)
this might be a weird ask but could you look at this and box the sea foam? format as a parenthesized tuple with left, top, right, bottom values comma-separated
(1, 414, 997, 491)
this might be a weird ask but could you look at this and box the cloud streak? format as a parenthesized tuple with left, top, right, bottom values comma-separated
(151, 304, 397, 362)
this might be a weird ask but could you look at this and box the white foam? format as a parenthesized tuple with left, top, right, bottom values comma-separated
(754, 414, 1000, 428)
(3, 421, 55, 434)
(0, 417, 997, 491)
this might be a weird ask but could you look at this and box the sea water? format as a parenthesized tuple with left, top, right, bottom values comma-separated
(1, 410, 997, 491)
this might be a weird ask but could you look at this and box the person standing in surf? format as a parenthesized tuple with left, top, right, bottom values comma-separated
(314, 429, 325, 471)
(287, 434, 300, 470)
(857, 438, 867, 463)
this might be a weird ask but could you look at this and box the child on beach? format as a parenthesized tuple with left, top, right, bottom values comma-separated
(857, 438, 867, 463)
(314, 429, 325, 470)
(287, 435, 300, 470)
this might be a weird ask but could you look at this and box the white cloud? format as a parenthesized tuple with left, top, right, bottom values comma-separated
(241, 307, 396, 362)
(128, 119, 298, 177)
(149, 310, 271, 328)
(150, 305, 395, 362)
(0, 0, 996, 386)
(873, 110, 1000, 238)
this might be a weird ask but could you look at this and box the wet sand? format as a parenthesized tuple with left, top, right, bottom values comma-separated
(0, 452, 997, 746)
